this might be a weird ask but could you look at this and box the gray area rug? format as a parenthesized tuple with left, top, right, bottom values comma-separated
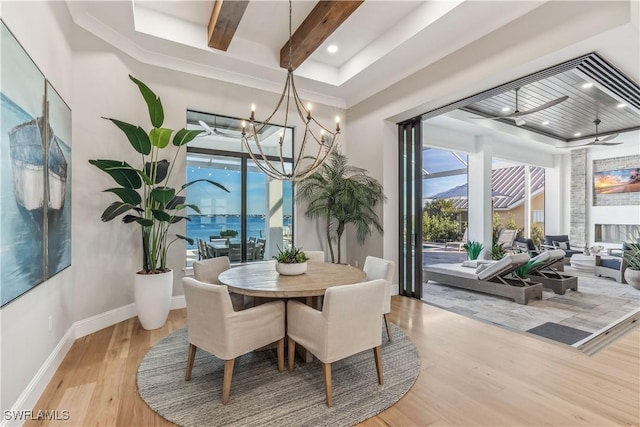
(526, 322, 591, 345)
(138, 324, 420, 427)
(423, 265, 640, 347)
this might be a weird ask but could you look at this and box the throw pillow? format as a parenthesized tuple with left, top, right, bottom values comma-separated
(553, 241, 569, 250)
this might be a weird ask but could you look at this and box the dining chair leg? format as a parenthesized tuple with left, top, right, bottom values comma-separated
(222, 359, 235, 405)
(373, 346, 384, 385)
(277, 338, 284, 372)
(185, 344, 197, 381)
(384, 313, 393, 342)
(322, 363, 333, 407)
(288, 337, 296, 372)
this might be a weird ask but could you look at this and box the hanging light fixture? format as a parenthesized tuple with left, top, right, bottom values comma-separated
(241, 0, 340, 181)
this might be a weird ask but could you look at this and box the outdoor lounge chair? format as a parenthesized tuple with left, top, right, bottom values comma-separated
(424, 253, 543, 304)
(445, 228, 467, 251)
(496, 229, 518, 252)
(524, 249, 578, 295)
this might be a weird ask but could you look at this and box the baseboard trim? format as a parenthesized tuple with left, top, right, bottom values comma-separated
(74, 303, 137, 339)
(0, 327, 75, 427)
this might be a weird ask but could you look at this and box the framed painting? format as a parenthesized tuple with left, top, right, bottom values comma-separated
(1, 21, 47, 306)
(594, 167, 640, 194)
(45, 82, 71, 279)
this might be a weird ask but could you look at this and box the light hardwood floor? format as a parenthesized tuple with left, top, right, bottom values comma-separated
(26, 296, 639, 426)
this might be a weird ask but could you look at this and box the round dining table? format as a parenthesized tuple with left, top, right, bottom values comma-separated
(218, 260, 366, 298)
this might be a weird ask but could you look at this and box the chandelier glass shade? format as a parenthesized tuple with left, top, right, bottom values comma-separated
(240, 0, 340, 181)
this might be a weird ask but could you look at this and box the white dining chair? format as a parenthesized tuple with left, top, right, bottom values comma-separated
(286, 279, 386, 407)
(193, 256, 244, 310)
(183, 277, 285, 404)
(363, 256, 396, 341)
(305, 250, 325, 263)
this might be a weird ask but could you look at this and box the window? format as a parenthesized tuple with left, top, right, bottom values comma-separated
(185, 111, 294, 265)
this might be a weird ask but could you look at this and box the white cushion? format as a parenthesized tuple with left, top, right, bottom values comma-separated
(477, 253, 530, 281)
(363, 256, 395, 314)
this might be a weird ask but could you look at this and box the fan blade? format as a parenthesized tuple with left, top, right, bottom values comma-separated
(599, 133, 619, 143)
(198, 120, 214, 135)
(594, 141, 623, 146)
(513, 96, 568, 117)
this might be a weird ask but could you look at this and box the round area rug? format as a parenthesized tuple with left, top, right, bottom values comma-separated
(137, 324, 420, 427)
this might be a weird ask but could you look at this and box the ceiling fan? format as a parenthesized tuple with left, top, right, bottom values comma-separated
(198, 118, 238, 138)
(469, 87, 569, 126)
(570, 118, 623, 147)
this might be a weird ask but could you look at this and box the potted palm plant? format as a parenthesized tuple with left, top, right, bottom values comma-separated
(273, 245, 309, 275)
(90, 75, 227, 329)
(297, 152, 386, 264)
(623, 227, 640, 289)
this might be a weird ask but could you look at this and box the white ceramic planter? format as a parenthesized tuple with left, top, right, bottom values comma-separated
(624, 268, 640, 290)
(134, 269, 173, 330)
(276, 261, 307, 276)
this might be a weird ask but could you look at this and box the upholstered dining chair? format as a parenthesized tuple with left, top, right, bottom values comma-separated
(363, 256, 396, 341)
(182, 278, 285, 404)
(287, 279, 386, 407)
(305, 250, 325, 263)
(193, 256, 244, 311)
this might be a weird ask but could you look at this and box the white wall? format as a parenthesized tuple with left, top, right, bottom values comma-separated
(0, 1, 74, 416)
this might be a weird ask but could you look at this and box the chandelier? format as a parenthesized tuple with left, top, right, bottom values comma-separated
(241, 0, 340, 181)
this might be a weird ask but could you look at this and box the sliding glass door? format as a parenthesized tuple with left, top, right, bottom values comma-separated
(398, 118, 423, 298)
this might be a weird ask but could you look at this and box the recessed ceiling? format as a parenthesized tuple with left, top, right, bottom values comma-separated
(65, 0, 555, 108)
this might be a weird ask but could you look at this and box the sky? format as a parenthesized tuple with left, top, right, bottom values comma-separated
(186, 166, 292, 216)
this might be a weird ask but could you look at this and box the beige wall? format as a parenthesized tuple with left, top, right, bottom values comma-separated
(494, 192, 545, 230)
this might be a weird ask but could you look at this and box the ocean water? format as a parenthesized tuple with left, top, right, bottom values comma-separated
(186, 215, 292, 249)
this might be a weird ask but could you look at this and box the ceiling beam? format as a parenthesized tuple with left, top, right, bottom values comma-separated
(208, 0, 249, 51)
(280, 1, 363, 70)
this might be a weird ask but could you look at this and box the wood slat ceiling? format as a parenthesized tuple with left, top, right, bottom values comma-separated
(462, 67, 640, 143)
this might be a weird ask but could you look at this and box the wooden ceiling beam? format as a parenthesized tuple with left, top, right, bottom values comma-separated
(280, 1, 363, 70)
(208, 0, 250, 51)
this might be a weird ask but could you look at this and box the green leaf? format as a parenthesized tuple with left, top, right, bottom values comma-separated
(176, 234, 194, 245)
(170, 215, 190, 224)
(185, 204, 201, 214)
(145, 160, 170, 184)
(150, 187, 176, 204)
(166, 196, 186, 209)
(122, 214, 140, 223)
(135, 217, 154, 227)
(101, 202, 139, 222)
(104, 188, 142, 205)
(181, 179, 229, 193)
(149, 128, 173, 148)
(103, 118, 151, 155)
(173, 129, 203, 146)
(152, 209, 172, 222)
(129, 75, 164, 128)
(89, 159, 142, 189)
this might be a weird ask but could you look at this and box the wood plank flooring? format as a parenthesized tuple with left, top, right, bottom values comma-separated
(25, 297, 639, 426)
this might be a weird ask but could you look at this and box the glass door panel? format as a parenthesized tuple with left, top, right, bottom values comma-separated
(247, 160, 293, 261)
(186, 154, 242, 264)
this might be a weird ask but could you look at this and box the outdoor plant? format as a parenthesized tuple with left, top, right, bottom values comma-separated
(297, 151, 386, 264)
(89, 75, 228, 274)
(491, 241, 506, 260)
(219, 229, 238, 238)
(512, 259, 545, 278)
(623, 226, 640, 270)
(273, 245, 309, 264)
(463, 241, 484, 260)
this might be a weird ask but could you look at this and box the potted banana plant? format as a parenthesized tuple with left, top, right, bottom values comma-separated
(90, 75, 227, 329)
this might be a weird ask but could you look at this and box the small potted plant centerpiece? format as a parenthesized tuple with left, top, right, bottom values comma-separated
(273, 245, 309, 275)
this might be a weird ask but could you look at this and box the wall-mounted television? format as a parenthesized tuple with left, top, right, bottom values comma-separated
(593, 167, 640, 194)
